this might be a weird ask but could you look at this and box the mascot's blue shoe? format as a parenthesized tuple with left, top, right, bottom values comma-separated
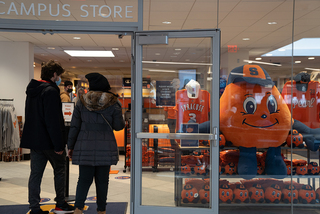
(265, 146, 287, 178)
(238, 147, 257, 179)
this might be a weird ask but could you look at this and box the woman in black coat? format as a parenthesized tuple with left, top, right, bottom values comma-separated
(67, 73, 125, 214)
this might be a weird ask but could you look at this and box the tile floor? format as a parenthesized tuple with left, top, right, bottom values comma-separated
(0, 155, 132, 213)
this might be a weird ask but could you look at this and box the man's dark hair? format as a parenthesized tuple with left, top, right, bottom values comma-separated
(41, 60, 65, 80)
(64, 81, 73, 87)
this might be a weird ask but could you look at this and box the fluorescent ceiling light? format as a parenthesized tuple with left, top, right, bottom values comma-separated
(155, 53, 161, 55)
(295, 61, 301, 64)
(263, 38, 320, 57)
(305, 67, 320, 71)
(278, 48, 286, 51)
(47, 47, 55, 49)
(308, 57, 315, 60)
(243, 38, 250, 41)
(243, 59, 282, 66)
(162, 21, 171, 24)
(73, 37, 81, 40)
(268, 22, 277, 25)
(175, 48, 181, 51)
(112, 48, 119, 50)
(148, 69, 176, 73)
(64, 50, 114, 57)
(142, 61, 212, 66)
(255, 57, 262, 60)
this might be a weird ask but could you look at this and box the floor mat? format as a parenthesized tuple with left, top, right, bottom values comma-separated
(0, 202, 127, 214)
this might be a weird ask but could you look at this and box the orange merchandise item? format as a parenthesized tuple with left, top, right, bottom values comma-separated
(174, 89, 210, 131)
(281, 79, 320, 128)
(163, 106, 177, 119)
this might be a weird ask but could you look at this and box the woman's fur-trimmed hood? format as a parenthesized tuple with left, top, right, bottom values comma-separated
(80, 91, 118, 111)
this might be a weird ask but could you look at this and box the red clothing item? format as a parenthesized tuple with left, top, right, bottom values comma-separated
(164, 106, 177, 119)
(281, 80, 320, 128)
(174, 89, 210, 131)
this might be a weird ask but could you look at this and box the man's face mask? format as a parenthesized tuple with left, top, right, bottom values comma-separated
(67, 88, 73, 93)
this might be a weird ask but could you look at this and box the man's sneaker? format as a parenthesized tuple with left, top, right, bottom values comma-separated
(54, 201, 75, 213)
(30, 210, 49, 214)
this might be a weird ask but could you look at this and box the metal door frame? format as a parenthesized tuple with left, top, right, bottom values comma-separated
(132, 29, 221, 214)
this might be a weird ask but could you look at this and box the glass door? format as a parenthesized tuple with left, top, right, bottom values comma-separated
(131, 29, 220, 214)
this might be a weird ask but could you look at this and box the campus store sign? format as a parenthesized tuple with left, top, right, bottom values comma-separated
(0, 0, 138, 22)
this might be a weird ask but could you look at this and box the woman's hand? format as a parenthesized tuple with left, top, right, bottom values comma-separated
(68, 149, 73, 159)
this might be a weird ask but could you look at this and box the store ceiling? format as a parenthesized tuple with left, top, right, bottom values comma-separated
(0, 0, 319, 79)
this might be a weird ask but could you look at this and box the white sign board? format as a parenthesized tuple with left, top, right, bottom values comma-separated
(62, 102, 75, 122)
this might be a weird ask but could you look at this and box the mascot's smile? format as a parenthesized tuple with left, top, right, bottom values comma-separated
(242, 118, 279, 128)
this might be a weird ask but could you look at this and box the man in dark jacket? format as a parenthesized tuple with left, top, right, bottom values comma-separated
(20, 60, 75, 214)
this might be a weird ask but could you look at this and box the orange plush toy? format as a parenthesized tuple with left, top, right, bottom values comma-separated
(298, 185, 316, 204)
(220, 65, 291, 179)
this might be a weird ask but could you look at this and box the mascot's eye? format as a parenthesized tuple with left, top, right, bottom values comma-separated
(227, 192, 229, 196)
(311, 193, 314, 197)
(300, 168, 302, 171)
(312, 167, 315, 170)
(243, 97, 257, 114)
(190, 192, 193, 197)
(289, 167, 291, 170)
(186, 192, 189, 197)
(306, 193, 309, 197)
(240, 192, 243, 197)
(288, 192, 291, 197)
(277, 193, 280, 197)
(245, 192, 247, 197)
(260, 191, 263, 196)
(293, 137, 296, 142)
(256, 191, 259, 195)
(222, 191, 225, 196)
(267, 95, 277, 114)
(272, 191, 275, 196)
(293, 193, 296, 197)
(205, 193, 208, 197)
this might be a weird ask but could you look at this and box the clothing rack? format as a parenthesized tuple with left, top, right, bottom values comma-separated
(0, 99, 15, 181)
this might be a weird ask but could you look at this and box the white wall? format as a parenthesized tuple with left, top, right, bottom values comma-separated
(0, 42, 34, 117)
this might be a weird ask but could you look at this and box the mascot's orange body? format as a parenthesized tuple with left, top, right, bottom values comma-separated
(219, 65, 290, 178)
(220, 65, 291, 148)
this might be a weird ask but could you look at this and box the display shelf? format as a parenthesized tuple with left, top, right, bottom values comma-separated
(219, 203, 320, 207)
(219, 175, 320, 179)
(178, 202, 320, 207)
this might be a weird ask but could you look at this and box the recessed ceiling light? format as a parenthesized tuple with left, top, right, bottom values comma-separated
(175, 48, 181, 51)
(73, 37, 81, 40)
(242, 38, 250, 41)
(255, 57, 262, 60)
(47, 47, 55, 50)
(64, 50, 114, 57)
(295, 61, 301, 64)
(308, 57, 315, 60)
(278, 48, 286, 51)
(162, 21, 171, 24)
(155, 53, 161, 55)
(268, 22, 277, 25)
(112, 48, 119, 51)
